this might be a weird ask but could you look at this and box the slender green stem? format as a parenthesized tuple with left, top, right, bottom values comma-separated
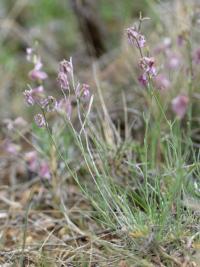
(41, 109, 75, 179)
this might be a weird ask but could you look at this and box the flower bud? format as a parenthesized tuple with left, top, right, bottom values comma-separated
(34, 113, 45, 128)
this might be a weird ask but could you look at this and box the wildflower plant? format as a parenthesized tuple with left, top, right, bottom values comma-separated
(19, 10, 200, 265)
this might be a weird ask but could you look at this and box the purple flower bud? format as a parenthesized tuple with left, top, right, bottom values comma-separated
(137, 34, 146, 48)
(24, 86, 45, 106)
(34, 113, 45, 128)
(28, 57, 48, 81)
(57, 72, 69, 90)
(140, 56, 154, 69)
(81, 83, 91, 100)
(39, 161, 51, 179)
(171, 95, 189, 119)
(23, 89, 35, 106)
(42, 96, 57, 112)
(76, 83, 91, 101)
(39, 98, 49, 109)
(138, 73, 148, 87)
(148, 66, 157, 77)
(59, 59, 73, 75)
(29, 69, 48, 81)
(139, 57, 157, 78)
(32, 85, 44, 94)
(127, 26, 146, 48)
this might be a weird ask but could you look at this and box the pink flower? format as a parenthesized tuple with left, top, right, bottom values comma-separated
(23, 89, 35, 106)
(41, 96, 57, 112)
(28, 58, 48, 81)
(59, 59, 73, 75)
(140, 56, 154, 69)
(139, 57, 157, 78)
(138, 73, 148, 87)
(34, 113, 45, 128)
(29, 69, 48, 81)
(81, 83, 91, 100)
(127, 26, 146, 48)
(57, 72, 69, 90)
(137, 35, 146, 48)
(171, 95, 189, 119)
(39, 161, 51, 179)
(154, 74, 170, 90)
(23, 86, 44, 106)
(76, 83, 91, 101)
(32, 86, 45, 101)
(25, 151, 38, 172)
(57, 58, 73, 90)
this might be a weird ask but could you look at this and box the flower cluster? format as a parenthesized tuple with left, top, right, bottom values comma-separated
(23, 85, 45, 106)
(23, 48, 58, 127)
(56, 58, 91, 119)
(57, 72, 69, 90)
(126, 19, 191, 119)
(138, 57, 157, 86)
(57, 59, 73, 90)
(24, 48, 92, 127)
(126, 25, 157, 87)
